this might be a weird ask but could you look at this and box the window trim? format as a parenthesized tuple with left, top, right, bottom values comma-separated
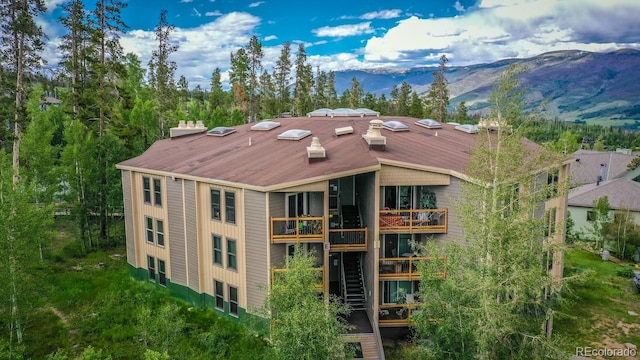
(212, 234, 223, 266)
(156, 219, 165, 247)
(145, 217, 154, 244)
(143, 176, 151, 204)
(153, 178, 162, 206)
(211, 189, 221, 220)
(225, 191, 236, 224)
(214, 280, 224, 311)
(227, 238, 237, 271)
(229, 285, 238, 317)
(148, 255, 156, 282)
(158, 259, 167, 287)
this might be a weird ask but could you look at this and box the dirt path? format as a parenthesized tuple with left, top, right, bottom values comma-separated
(49, 306, 70, 327)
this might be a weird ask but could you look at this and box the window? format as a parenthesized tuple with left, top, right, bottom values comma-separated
(212, 234, 222, 266)
(211, 189, 221, 220)
(145, 217, 154, 243)
(153, 178, 162, 206)
(158, 259, 166, 286)
(156, 220, 164, 246)
(227, 239, 237, 270)
(214, 280, 224, 310)
(143, 177, 151, 203)
(382, 280, 414, 304)
(587, 210, 596, 222)
(544, 208, 557, 237)
(229, 286, 238, 316)
(148, 256, 156, 281)
(225, 191, 236, 224)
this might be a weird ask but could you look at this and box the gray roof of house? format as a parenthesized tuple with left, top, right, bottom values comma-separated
(570, 150, 637, 186)
(568, 177, 640, 211)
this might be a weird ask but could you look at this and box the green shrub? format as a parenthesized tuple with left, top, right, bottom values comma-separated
(616, 267, 635, 278)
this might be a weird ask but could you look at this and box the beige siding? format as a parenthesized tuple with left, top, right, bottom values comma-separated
(356, 172, 378, 316)
(269, 192, 286, 218)
(133, 173, 169, 273)
(185, 180, 199, 292)
(244, 190, 269, 310)
(278, 180, 327, 193)
(197, 183, 244, 303)
(166, 178, 187, 285)
(432, 177, 465, 246)
(122, 170, 137, 267)
(380, 165, 450, 186)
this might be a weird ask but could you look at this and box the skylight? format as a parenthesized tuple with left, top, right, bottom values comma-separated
(251, 121, 281, 131)
(277, 129, 312, 141)
(415, 119, 442, 129)
(454, 124, 479, 134)
(382, 120, 409, 132)
(207, 127, 236, 136)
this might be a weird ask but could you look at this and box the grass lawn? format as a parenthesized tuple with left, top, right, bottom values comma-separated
(554, 248, 640, 357)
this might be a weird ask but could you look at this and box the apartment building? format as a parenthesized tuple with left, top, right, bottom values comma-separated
(116, 110, 568, 336)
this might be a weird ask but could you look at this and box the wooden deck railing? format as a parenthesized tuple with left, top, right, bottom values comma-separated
(378, 303, 442, 327)
(328, 228, 368, 251)
(271, 216, 324, 243)
(272, 267, 325, 291)
(379, 256, 446, 280)
(379, 208, 447, 233)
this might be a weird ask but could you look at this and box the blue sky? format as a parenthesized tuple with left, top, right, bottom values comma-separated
(41, 0, 640, 88)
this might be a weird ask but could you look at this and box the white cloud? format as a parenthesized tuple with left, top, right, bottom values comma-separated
(193, 8, 201, 17)
(363, 0, 640, 67)
(181, 0, 193, 3)
(313, 22, 374, 37)
(264, 35, 278, 41)
(249, 1, 264, 7)
(44, 0, 67, 12)
(206, 11, 222, 16)
(454, 1, 465, 12)
(360, 9, 402, 20)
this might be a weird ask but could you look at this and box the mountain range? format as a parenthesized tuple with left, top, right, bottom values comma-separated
(333, 49, 640, 124)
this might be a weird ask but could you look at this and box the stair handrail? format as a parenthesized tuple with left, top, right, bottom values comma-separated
(359, 254, 367, 304)
(341, 254, 347, 300)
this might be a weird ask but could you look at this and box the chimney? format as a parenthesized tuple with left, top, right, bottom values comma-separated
(170, 120, 207, 138)
(307, 137, 326, 162)
(362, 119, 386, 150)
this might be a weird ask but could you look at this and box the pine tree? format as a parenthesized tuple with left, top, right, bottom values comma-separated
(229, 47, 249, 116)
(293, 44, 313, 116)
(208, 67, 226, 110)
(427, 55, 450, 122)
(273, 41, 292, 116)
(349, 76, 363, 109)
(246, 35, 263, 122)
(148, 9, 178, 138)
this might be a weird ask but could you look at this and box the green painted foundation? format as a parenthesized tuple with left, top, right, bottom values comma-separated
(128, 264, 269, 332)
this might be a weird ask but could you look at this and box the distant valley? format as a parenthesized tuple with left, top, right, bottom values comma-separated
(333, 49, 640, 125)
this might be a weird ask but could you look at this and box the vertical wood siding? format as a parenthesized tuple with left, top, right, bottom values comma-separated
(185, 180, 200, 292)
(244, 190, 268, 310)
(433, 177, 465, 245)
(166, 178, 187, 285)
(269, 193, 286, 266)
(122, 170, 136, 267)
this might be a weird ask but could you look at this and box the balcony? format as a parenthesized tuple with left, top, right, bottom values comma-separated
(328, 228, 368, 251)
(379, 256, 446, 280)
(378, 303, 442, 327)
(271, 216, 324, 243)
(272, 267, 325, 291)
(379, 209, 447, 233)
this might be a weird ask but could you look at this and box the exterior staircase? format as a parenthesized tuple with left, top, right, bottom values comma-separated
(343, 253, 366, 311)
(341, 205, 361, 229)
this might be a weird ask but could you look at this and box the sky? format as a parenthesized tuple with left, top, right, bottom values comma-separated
(40, 0, 640, 89)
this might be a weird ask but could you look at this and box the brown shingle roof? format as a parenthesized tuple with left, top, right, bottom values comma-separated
(117, 116, 542, 189)
(570, 150, 637, 186)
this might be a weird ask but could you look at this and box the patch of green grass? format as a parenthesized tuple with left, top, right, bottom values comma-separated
(554, 248, 640, 353)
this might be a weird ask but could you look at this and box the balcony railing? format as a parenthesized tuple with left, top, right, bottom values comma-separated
(328, 228, 368, 251)
(272, 267, 325, 291)
(378, 303, 442, 327)
(379, 256, 446, 280)
(379, 209, 447, 233)
(271, 216, 324, 243)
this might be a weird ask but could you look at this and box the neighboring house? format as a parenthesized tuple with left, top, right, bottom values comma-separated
(116, 111, 568, 350)
(40, 96, 61, 110)
(568, 149, 640, 235)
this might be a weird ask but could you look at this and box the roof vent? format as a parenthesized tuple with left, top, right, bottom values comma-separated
(363, 119, 386, 150)
(277, 129, 312, 141)
(307, 137, 326, 161)
(454, 124, 479, 134)
(335, 126, 354, 136)
(170, 120, 207, 138)
(207, 126, 237, 136)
